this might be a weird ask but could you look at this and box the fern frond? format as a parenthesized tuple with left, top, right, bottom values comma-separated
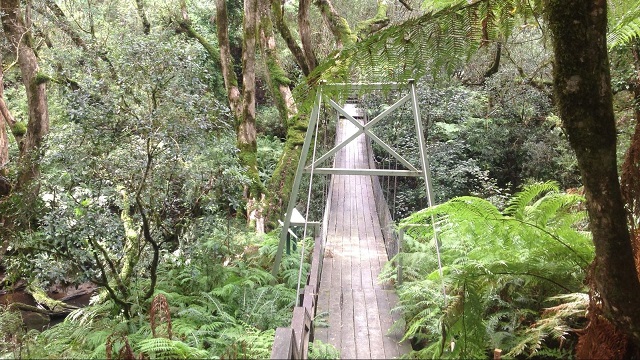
(608, 0, 640, 48)
(504, 181, 559, 219)
(136, 337, 211, 359)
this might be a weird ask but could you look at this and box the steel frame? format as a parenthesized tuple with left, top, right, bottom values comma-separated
(271, 80, 437, 277)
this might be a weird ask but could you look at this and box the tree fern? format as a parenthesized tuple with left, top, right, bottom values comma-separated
(136, 337, 211, 359)
(308, 340, 341, 359)
(504, 181, 560, 220)
(608, 0, 640, 48)
(384, 183, 593, 358)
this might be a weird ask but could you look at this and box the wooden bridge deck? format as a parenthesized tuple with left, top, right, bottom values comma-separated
(314, 105, 411, 359)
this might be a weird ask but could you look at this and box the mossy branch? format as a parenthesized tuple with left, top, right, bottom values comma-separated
(355, 0, 390, 40)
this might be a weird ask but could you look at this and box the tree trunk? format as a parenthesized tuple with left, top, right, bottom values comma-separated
(239, 0, 263, 203)
(621, 42, 640, 271)
(313, 0, 356, 49)
(546, 0, 640, 344)
(258, 0, 307, 227)
(216, 0, 242, 120)
(259, 1, 297, 126)
(270, 0, 310, 76)
(298, 0, 318, 71)
(135, 0, 151, 35)
(1, 0, 50, 189)
(0, 51, 21, 175)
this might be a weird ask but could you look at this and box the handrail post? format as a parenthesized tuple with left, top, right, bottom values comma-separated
(272, 86, 324, 279)
(397, 227, 404, 285)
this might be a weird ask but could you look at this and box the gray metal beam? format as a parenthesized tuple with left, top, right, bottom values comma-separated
(305, 168, 423, 176)
(320, 82, 405, 90)
(409, 79, 446, 306)
(409, 80, 435, 208)
(309, 94, 411, 169)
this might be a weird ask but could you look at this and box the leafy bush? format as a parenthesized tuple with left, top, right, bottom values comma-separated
(4, 227, 309, 359)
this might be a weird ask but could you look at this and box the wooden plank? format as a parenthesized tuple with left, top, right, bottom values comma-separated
(364, 288, 387, 359)
(314, 287, 330, 343)
(375, 289, 401, 357)
(353, 290, 371, 359)
(291, 307, 312, 359)
(340, 289, 356, 359)
(303, 285, 316, 315)
(349, 177, 362, 291)
(308, 233, 324, 292)
(358, 176, 375, 290)
(327, 286, 342, 351)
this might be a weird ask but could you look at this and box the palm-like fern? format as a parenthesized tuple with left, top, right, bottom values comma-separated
(300, 0, 637, 99)
(608, 0, 640, 48)
(383, 182, 593, 358)
(303, 0, 542, 87)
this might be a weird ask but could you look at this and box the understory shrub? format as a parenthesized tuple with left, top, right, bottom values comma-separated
(382, 182, 593, 358)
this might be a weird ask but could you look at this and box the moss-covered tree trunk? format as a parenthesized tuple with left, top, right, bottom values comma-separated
(215, 0, 242, 120)
(258, 0, 307, 227)
(1, 0, 49, 190)
(313, 0, 356, 48)
(238, 0, 264, 218)
(355, 0, 389, 40)
(298, 0, 318, 71)
(546, 0, 640, 344)
(259, 1, 297, 125)
(270, 0, 310, 76)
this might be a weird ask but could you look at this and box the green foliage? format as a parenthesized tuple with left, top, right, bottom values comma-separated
(136, 338, 210, 359)
(308, 340, 341, 359)
(3, 227, 309, 359)
(383, 182, 592, 358)
(608, 0, 640, 48)
(364, 80, 577, 219)
(257, 135, 285, 184)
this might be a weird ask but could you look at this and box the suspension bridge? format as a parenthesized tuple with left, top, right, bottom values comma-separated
(271, 81, 436, 359)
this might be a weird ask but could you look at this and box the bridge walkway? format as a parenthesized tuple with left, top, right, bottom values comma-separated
(313, 104, 411, 359)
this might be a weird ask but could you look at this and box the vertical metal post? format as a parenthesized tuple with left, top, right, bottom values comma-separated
(397, 227, 404, 285)
(409, 80, 447, 306)
(272, 86, 324, 278)
(409, 79, 435, 210)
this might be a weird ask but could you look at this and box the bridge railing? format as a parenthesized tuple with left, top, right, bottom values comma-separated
(365, 113, 400, 261)
(271, 169, 333, 359)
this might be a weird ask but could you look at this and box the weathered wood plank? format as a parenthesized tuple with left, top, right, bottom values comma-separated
(375, 289, 401, 357)
(364, 288, 387, 359)
(315, 113, 410, 359)
(272, 327, 297, 360)
(314, 288, 329, 343)
(353, 290, 371, 359)
(340, 289, 356, 359)
(326, 286, 342, 351)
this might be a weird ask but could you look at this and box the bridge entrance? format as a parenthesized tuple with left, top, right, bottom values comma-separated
(271, 81, 436, 359)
